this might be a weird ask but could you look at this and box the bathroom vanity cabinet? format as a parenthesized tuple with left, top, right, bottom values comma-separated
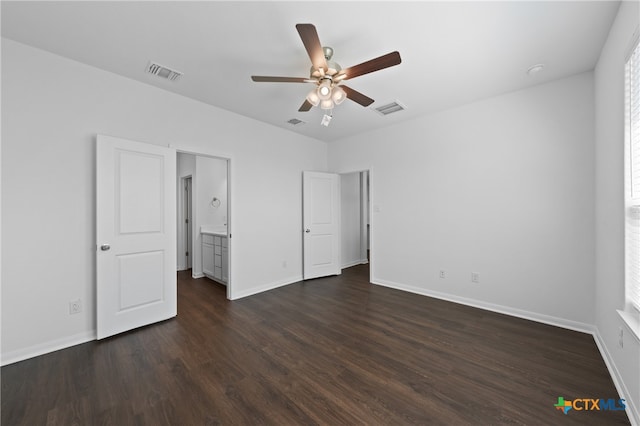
(202, 232, 227, 285)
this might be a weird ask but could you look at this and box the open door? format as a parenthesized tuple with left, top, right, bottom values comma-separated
(303, 171, 341, 279)
(96, 135, 177, 339)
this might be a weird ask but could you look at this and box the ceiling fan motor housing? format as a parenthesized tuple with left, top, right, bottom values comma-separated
(310, 47, 342, 79)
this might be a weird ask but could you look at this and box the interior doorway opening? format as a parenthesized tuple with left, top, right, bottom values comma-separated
(177, 152, 231, 298)
(182, 176, 193, 270)
(340, 170, 371, 275)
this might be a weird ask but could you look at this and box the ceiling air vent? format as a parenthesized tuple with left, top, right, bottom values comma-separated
(287, 118, 306, 126)
(373, 101, 406, 116)
(146, 62, 183, 82)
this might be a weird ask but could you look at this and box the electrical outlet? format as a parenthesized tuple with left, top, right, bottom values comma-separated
(69, 299, 82, 315)
(439, 270, 446, 279)
(282, 260, 288, 269)
(471, 273, 480, 283)
(619, 327, 624, 348)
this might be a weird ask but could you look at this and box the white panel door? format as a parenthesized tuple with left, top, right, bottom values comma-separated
(303, 171, 341, 279)
(96, 135, 176, 339)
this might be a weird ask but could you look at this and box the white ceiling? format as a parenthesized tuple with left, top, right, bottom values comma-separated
(1, 1, 620, 142)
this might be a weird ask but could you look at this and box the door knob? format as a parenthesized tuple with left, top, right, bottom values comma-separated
(305, 229, 311, 233)
(100, 244, 111, 251)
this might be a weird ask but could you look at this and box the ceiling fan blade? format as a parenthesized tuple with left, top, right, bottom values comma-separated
(296, 23, 328, 72)
(251, 76, 313, 83)
(299, 100, 313, 112)
(341, 85, 374, 107)
(337, 51, 402, 81)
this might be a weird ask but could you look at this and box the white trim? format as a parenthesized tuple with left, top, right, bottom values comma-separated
(1, 330, 96, 367)
(593, 329, 640, 426)
(228, 275, 303, 300)
(372, 278, 594, 333)
(626, 36, 640, 313)
(618, 309, 640, 343)
(624, 26, 640, 62)
(342, 259, 369, 269)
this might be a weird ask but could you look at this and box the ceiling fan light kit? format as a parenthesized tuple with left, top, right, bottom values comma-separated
(251, 23, 402, 127)
(306, 76, 347, 111)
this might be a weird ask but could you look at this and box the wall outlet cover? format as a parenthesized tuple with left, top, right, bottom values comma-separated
(69, 299, 82, 315)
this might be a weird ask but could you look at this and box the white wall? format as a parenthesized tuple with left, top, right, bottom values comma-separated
(196, 156, 227, 230)
(329, 72, 596, 329)
(594, 1, 640, 423)
(1, 39, 327, 364)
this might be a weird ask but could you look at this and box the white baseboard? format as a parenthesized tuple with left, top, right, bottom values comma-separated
(592, 329, 640, 426)
(1, 330, 96, 366)
(372, 277, 593, 333)
(229, 275, 303, 300)
(342, 259, 369, 269)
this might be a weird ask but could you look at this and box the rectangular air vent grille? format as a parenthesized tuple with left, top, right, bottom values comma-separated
(373, 101, 406, 116)
(146, 62, 183, 82)
(287, 118, 306, 126)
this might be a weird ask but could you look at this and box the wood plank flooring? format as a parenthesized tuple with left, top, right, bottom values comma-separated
(1, 265, 631, 425)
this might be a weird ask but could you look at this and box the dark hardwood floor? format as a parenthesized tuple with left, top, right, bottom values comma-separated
(1, 265, 630, 425)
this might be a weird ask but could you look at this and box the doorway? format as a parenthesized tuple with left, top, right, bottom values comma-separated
(182, 176, 193, 270)
(177, 152, 231, 298)
(340, 170, 371, 273)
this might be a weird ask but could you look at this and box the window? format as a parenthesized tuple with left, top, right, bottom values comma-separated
(625, 36, 640, 314)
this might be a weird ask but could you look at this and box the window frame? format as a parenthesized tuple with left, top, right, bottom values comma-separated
(620, 32, 640, 342)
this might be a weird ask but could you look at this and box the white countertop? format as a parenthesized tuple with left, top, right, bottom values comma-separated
(200, 225, 227, 236)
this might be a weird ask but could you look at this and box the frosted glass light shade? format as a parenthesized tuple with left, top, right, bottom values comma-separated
(317, 80, 332, 101)
(320, 99, 334, 110)
(306, 89, 320, 106)
(332, 86, 346, 105)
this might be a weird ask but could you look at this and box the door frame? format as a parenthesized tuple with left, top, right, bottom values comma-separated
(336, 167, 374, 283)
(172, 144, 234, 300)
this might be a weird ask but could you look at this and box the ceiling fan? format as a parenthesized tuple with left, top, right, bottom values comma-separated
(251, 23, 402, 115)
